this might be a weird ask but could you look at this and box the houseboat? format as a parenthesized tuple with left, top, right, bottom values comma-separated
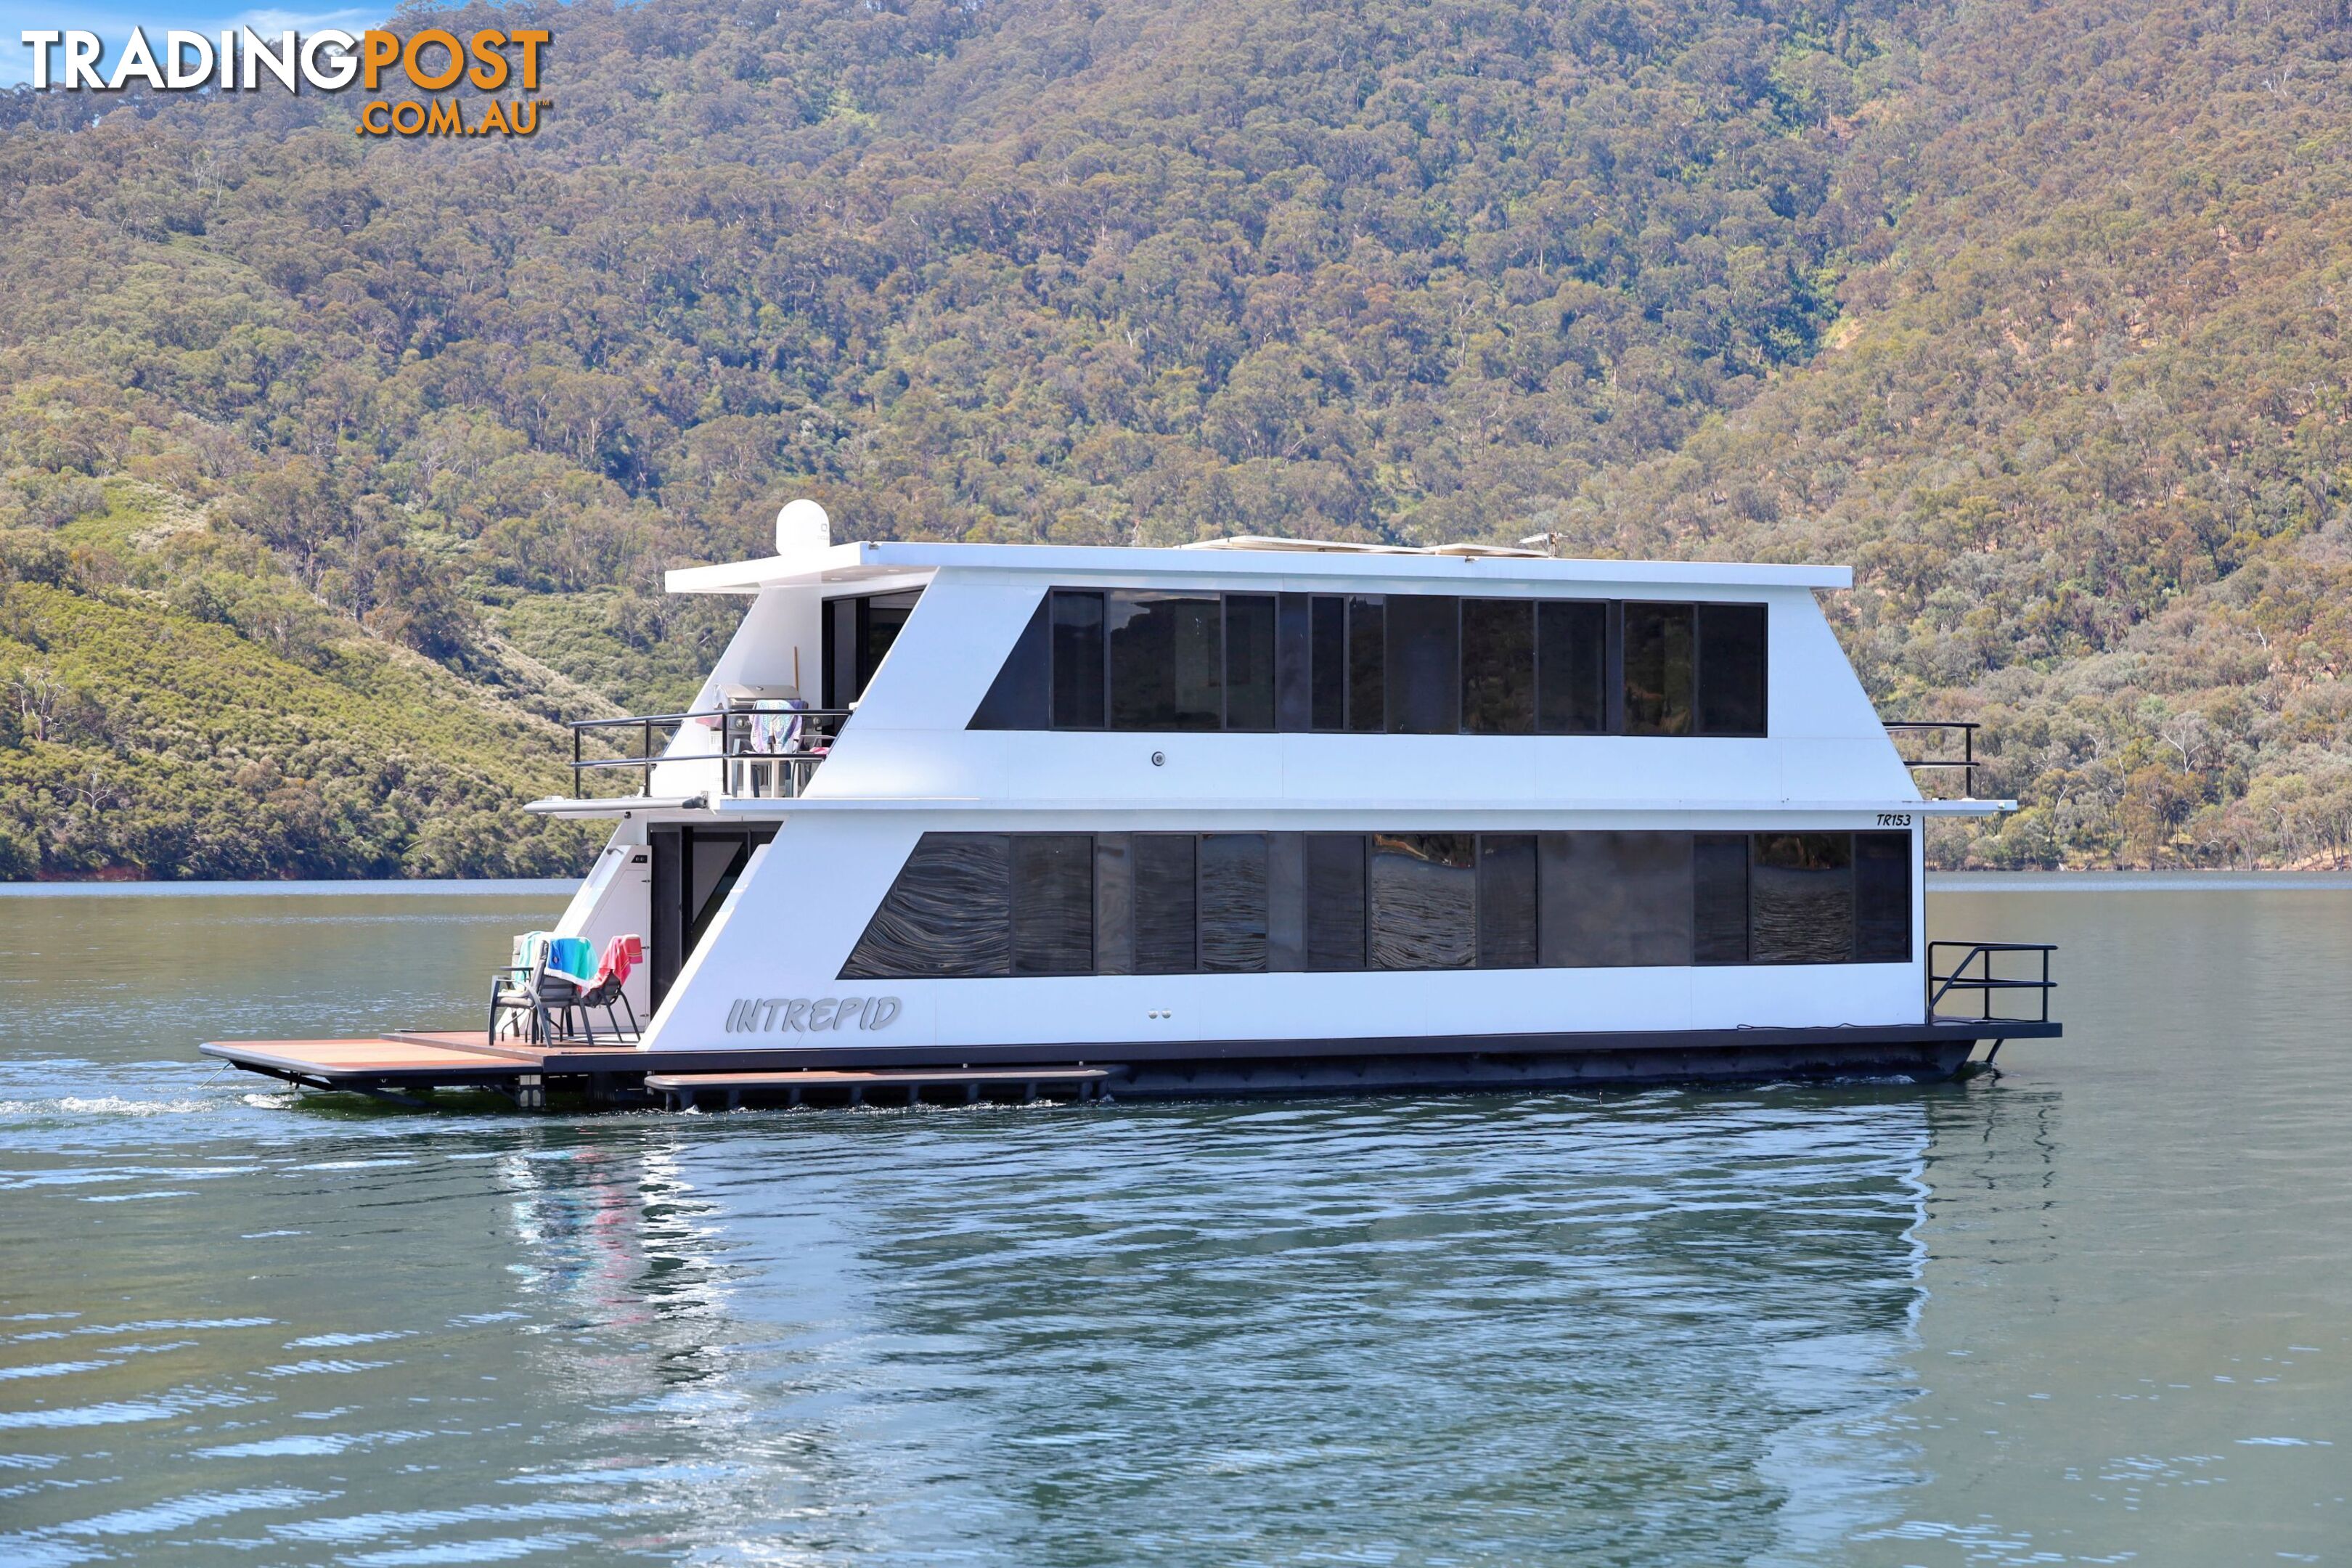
(204, 503, 2057, 1108)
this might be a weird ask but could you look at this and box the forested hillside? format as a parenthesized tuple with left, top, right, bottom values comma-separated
(1, 0, 2346, 874)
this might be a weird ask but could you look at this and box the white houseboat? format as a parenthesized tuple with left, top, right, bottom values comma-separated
(205, 504, 2057, 1108)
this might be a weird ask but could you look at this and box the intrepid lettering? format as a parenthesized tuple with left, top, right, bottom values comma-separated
(725, 996, 902, 1034)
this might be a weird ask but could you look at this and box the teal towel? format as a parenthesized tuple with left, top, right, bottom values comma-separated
(545, 936, 596, 986)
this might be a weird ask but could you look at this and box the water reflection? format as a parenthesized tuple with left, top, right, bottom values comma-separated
(460, 1092, 1960, 1566)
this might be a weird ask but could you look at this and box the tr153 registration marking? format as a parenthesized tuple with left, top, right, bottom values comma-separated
(1876, 813, 1914, 828)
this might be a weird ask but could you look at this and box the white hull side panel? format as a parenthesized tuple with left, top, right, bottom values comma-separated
(637, 815, 1925, 1057)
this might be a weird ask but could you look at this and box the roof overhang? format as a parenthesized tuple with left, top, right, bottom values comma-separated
(665, 541, 1853, 596)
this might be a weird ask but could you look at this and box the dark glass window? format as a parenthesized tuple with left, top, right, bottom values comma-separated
(1536, 600, 1606, 734)
(1134, 834, 1199, 973)
(1539, 831, 1693, 967)
(1853, 832, 1911, 963)
(1093, 834, 1134, 975)
(1225, 595, 1277, 731)
(1477, 834, 1539, 968)
(971, 594, 1050, 730)
(1369, 833, 1476, 970)
(1050, 590, 1106, 730)
(1347, 596, 1385, 733)
(1011, 834, 1093, 976)
(1386, 595, 1460, 734)
(1310, 596, 1347, 731)
(1110, 592, 1222, 730)
(1750, 833, 1853, 963)
(1267, 833, 1306, 971)
(1696, 603, 1768, 737)
(1692, 833, 1749, 965)
(1305, 833, 1367, 971)
(1198, 833, 1270, 972)
(1276, 595, 1312, 732)
(1622, 603, 1694, 736)
(842, 833, 1011, 979)
(1461, 600, 1535, 735)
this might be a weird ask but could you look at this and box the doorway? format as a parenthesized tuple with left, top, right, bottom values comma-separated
(648, 825, 777, 1010)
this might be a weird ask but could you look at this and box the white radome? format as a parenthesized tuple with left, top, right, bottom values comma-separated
(775, 498, 830, 555)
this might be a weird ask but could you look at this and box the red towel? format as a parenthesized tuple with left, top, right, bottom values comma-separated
(595, 934, 643, 987)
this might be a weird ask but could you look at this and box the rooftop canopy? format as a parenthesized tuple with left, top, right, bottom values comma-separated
(664, 539, 1852, 596)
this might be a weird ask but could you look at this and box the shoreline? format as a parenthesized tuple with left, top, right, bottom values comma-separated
(4, 870, 2349, 897)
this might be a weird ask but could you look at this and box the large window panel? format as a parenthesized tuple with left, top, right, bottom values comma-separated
(1011, 834, 1093, 976)
(1050, 590, 1106, 730)
(1267, 832, 1306, 972)
(1310, 596, 1347, 731)
(971, 595, 1050, 730)
(1109, 592, 1222, 730)
(1224, 595, 1277, 731)
(1370, 833, 1477, 970)
(1750, 833, 1854, 964)
(1385, 595, 1461, 734)
(1461, 600, 1535, 735)
(1853, 832, 1912, 963)
(1536, 600, 1606, 734)
(1305, 833, 1367, 971)
(1276, 595, 1313, 732)
(1347, 596, 1386, 733)
(842, 833, 1012, 979)
(1692, 833, 1750, 965)
(1134, 834, 1199, 974)
(1622, 603, 1694, 736)
(1696, 603, 1768, 737)
(1093, 833, 1134, 975)
(1539, 831, 1694, 967)
(1477, 834, 1538, 968)
(1198, 833, 1270, 973)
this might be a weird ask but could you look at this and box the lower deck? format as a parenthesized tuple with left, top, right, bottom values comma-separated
(200, 1018, 2061, 1108)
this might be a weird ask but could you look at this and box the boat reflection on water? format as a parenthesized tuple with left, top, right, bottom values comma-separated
(481, 1085, 2057, 1564)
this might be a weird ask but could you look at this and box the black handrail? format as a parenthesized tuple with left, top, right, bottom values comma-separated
(1927, 941, 2056, 1025)
(568, 707, 854, 800)
(1885, 720, 1979, 782)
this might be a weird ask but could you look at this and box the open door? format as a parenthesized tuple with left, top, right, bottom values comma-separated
(647, 825, 777, 1011)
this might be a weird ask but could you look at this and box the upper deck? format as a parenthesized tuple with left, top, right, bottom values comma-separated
(534, 524, 1996, 822)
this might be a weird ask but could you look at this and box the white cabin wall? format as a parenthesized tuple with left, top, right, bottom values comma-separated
(1768, 591, 1919, 802)
(550, 820, 653, 1021)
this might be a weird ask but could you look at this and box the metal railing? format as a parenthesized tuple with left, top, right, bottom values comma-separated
(568, 708, 852, 801)
(1927, 941, 2056, 1025)
(1885, 720, 1980, 792)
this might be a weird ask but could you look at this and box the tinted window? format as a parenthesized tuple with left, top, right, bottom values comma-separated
(842, 833, 1011, 979)
(1134, 834, 1199, 973)
(1050, 590, 1106, 729)
(1093, 833, 1134, 975)
(1011, 834, 1093, 976)
(1267, 832, 1306, 971)
(1751, 833, 1853, 963)
(1539, 831, 1693, 967)
(1461, 600, 1535, 735)
(1347, 596, 1385, 732)
(1310, 595, 1347, 731)
(1386, 595, 1460, 734)
(1225, 595, 1277, 730)
(1477, 834, 1538, 968)
(1692, 833, 1749, 965)
(1536, 600, 1606, 734)
(1369, 833, 1476, 970)
(1276, 595, 1312, 732)
(1853, 832, 1911, 963)
(1198, 833, 1270, 972)
(1108, 592, 1222, 730)
(971, 594, 1050, 730)
(1622, 603, 1694, 736)
(1305, 833, 1367, 971)
(1696, 603, 1767, 736)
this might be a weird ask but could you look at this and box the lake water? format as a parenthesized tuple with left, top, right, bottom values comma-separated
(0, 881, 2345, 1566)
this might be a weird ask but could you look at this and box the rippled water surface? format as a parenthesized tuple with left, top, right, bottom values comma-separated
(1, 881, 2346, 1566)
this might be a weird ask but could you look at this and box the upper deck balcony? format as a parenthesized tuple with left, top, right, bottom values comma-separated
(565, 703, 854, 806)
